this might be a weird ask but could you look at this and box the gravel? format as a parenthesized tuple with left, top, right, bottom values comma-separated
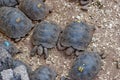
(0, 0, 119, 80)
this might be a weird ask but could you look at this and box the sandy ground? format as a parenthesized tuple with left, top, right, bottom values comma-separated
(0, 0, 120, 80)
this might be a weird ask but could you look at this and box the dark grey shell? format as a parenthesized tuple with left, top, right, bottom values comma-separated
(0, 41, 20, 56)
(60, 21, 95, 50)
(32, 21, 61, 48)
(30, 66, 56, 80)
(0, 0, 18, 7)
(0, 7, 33, 39)
(0, 47, 13, 72)
(69, 52, 101, 80)
(19, 0, 48, 20)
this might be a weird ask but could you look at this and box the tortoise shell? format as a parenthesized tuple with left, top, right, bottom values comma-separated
(19, 0, 48, 20)
(32, 21, 61, 48)
(0, 7, 33, 40)
(69, 52, 101, 80)
(59, 21, 95, 51)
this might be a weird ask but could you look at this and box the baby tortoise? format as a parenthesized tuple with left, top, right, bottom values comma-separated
(62, 52, 101, 80)
(57, 21, 95, 56)
(19, 0, 49, 20)
(0, 41, 21, 56)
(30, 66, 56, 80)
(0, 7, 33, 41)
(31, 21, 61, 59)
(0, 0, 18, 7)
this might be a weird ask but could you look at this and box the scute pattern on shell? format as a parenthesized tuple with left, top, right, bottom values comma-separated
(60, 21, 95, 50)
(19, 0, 48, 20)
(32, 21, 61, 48)
(0, 7, 33, 40)
(69, 52, 101, 80)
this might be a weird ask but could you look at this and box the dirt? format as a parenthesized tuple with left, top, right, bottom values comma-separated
(0, 0, 120, 80)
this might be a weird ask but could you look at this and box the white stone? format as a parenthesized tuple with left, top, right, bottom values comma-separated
(1, 69, 13, 80)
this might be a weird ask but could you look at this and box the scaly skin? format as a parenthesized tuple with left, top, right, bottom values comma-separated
(31, 21, 61, 59)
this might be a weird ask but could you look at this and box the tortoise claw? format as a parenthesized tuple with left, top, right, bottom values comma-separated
(37, 45, 43, 56)
(43, 47, 48, 59)
(30, 46, 37, 57)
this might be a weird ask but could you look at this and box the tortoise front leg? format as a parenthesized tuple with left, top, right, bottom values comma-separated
(43, 47, 48, 59)
(65, 47, 75, 56)
(37, 45, 43, 56)
(30, 46, 38, 56)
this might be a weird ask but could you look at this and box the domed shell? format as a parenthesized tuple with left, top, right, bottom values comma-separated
(0, 7, 33, 39)
(32, 21, 61, 48)
(60, 21, 95, 50)
(69, 52, 101, 80)
(19, 0, 48, 20)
